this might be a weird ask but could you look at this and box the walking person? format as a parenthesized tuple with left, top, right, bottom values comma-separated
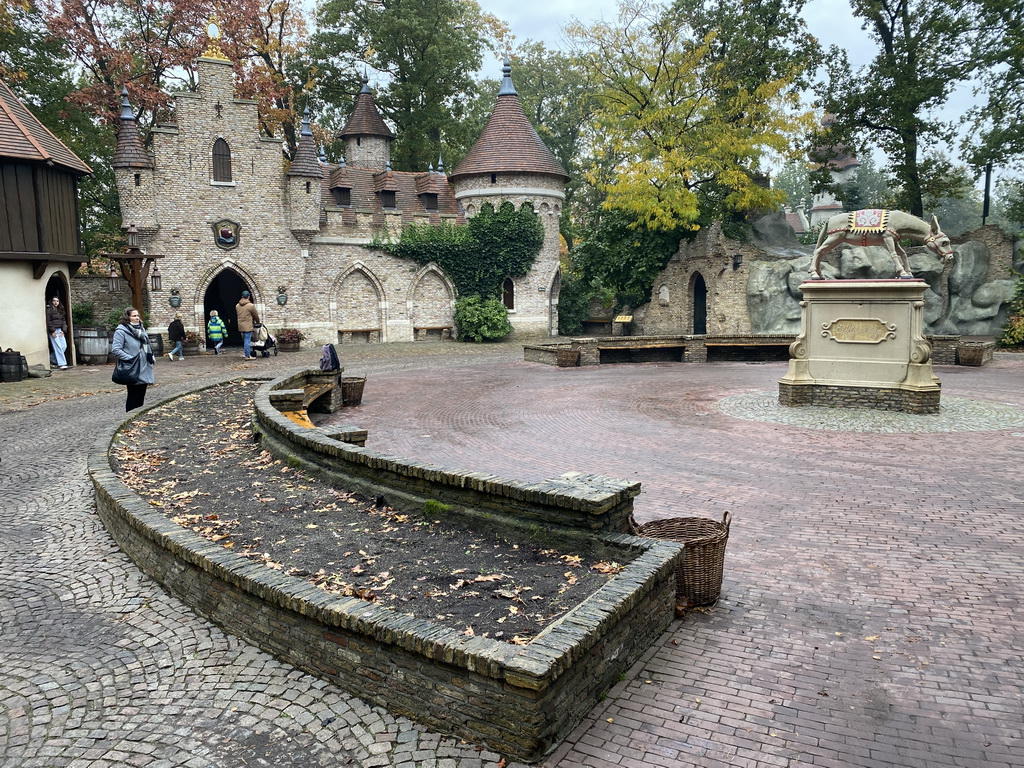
(207, 310, 227, 355)
(46, 296, 69, 369)
(167, 314, 185, 361)
(235, 290, 260, 360)
(111, 307, 155, 411)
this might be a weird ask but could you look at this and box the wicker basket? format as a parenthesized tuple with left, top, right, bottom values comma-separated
(341, 376, 366, 406)
(631, 512, 731, 606)
(556, 348, 580, 367)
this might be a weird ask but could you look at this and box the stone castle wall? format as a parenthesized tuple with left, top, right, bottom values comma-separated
(113, 57, 563, 346)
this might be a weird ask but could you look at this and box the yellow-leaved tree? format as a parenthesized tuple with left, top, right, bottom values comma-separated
(567, 0, 817, 232)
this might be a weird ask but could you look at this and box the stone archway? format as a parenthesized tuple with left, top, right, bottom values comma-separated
(204, 268, 250, 347)
(691, 272, 708, 335)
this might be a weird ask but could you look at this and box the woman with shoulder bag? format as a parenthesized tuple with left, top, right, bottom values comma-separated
(111, 306, 155, 411)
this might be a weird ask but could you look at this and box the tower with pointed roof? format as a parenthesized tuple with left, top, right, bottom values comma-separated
(113, 86, 157, 233)
(339, 76, 395, 170)
(449, 60, 569, 336)
(287, 107, 324, 238)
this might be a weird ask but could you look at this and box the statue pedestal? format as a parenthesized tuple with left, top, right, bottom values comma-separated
(779, 280, 940, 414)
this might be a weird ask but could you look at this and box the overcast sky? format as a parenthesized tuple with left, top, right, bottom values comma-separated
(475, 0, 976, 128)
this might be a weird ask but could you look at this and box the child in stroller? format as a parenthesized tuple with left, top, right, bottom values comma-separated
(251, 323, 277, 357)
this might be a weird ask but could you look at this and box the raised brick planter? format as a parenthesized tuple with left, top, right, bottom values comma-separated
(90, 378, 684, 762)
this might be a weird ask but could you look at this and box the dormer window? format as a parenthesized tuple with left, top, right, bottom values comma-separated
(212, 138, 232, 182)
(379, 190, 396, 209)
(332, 187, 352, 207)
(421, 193, 438, 212)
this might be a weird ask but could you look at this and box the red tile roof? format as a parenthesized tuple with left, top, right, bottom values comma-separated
(450, 62, 568, 183)
(0, 78, 92, 174)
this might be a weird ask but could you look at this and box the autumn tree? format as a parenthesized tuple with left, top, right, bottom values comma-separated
(313, 0, 502, 171)
(812, 0, 986, 217)
(566, 0, 815, 233)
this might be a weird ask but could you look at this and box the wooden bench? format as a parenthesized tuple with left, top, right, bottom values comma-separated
(414, 325, 453, 341)
(269, 380, 343, 428)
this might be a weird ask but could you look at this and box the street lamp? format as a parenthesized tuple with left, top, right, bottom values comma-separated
(151, 264, 162, 291)
(108, 264, 120, 292)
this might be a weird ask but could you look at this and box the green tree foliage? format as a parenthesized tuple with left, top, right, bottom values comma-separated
(570, 209, 681, 310)
(965, 1, 1024, 174)
(378, 202, 544, 299)
(314, 0, 496, 171)
(774, 160, 812, 211)
(997, 272, 1024, 347)
(812, 0, 984, 217)
(453, 296, 513, 342)
(990, 179, 1024, 233)
(566, 0, 815, 233)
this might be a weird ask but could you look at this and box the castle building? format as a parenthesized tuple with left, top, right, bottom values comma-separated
(113, 50, 567, 347)
(807, 115, 860, 231)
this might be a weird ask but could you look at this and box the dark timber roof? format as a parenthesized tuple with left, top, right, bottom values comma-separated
(288, 107, 323, 177)
(450, 61, 568, 183)
(112, 86, 152, 170)
(0, 78, 92, 174)
(339, 76, 395, 140)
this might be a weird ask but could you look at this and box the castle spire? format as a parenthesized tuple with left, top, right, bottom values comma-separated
(288, 105, 322, 177)
(112, 86, 152, 169)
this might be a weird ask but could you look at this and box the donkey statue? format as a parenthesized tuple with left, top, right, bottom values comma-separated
(810, 209, 954, 280)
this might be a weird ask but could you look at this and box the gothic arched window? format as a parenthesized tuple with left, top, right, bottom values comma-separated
(212, 138, 232, 182)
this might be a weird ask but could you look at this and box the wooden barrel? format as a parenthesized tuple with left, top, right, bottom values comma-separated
(0, 350, 23, 382)
(75, 327, 111, 365)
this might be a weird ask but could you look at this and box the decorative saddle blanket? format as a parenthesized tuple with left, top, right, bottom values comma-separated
(847, 209, 890, 234)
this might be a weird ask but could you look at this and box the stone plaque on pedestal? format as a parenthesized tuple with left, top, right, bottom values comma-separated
(779, 280, 940, 414)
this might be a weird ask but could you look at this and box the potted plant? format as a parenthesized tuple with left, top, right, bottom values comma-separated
(182, 330, 202, 356)
(276, 328, 306, 352)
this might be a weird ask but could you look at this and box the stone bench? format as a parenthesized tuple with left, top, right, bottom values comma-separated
(339, 328, 380, 343)
(414, 325, 452, 341)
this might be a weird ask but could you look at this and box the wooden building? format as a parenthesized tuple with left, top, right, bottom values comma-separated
(1, 78, 91, 368)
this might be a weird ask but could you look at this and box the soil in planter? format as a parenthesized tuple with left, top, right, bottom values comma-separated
(111, 381, 633, 643)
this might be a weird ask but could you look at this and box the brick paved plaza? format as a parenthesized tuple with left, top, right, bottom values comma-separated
(1, 344, 1021, 767)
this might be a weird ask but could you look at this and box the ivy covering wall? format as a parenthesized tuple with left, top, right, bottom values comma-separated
(375, 201, 545, 299)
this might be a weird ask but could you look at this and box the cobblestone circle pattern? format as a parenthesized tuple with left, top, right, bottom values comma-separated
(717, 391, 1024, 432)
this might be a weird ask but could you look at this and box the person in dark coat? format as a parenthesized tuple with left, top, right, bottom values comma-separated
(111, 307, 155, 411)
(46, 296, 69, 369)
(167, 314, 185, 361)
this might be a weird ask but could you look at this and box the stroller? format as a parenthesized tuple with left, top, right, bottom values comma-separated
(251, 323, 277, 357)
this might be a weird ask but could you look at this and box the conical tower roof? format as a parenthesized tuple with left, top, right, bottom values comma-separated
(339, 75, 395, 140)
(288, 106, 322, 177)
(112, 86, 152, 170)
(450, 61, 568, 183)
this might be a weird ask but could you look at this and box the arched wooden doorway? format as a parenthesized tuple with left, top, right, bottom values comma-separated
(691, 272, 707, 335)
(204, 268, 250, 348)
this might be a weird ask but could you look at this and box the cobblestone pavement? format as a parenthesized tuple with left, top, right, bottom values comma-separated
(2, 345, 1022, 767)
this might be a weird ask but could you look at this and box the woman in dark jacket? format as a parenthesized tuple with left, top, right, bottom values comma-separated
(111, 306, 155, 411)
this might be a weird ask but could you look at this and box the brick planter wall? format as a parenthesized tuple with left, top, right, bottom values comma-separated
(90, 380, 684, 762)
(779, 382, 940, 414)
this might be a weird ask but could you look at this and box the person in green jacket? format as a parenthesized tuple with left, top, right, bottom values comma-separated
(207, 309, 227, 355)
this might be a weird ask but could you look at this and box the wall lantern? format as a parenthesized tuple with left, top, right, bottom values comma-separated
(151, 264, 162, 291)
(276, 286, 288, 305)
(108, 264, 120, 292)
(168, 288, 182, 308)
(732, 253, 744, 270)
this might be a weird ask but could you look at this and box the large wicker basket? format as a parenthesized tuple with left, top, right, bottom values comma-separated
(341, 376, 366, 406)
(631, 512, 731, 606)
